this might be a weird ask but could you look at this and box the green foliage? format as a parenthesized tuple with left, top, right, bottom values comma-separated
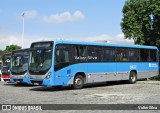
(4, 45, 21, 52)
(149, 74, 160, 81)
(121, 0, 160, 46)
(0, 50, 4, 61)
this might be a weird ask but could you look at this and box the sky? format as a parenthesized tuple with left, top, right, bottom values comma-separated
(0, 0, 134, 50)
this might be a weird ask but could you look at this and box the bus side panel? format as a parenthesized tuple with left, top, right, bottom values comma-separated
(54, 63, 87, 86)
(137, 63, 153, 79)
(116, 63, 130, 80)
(87, 63, 116, 83)
(137, 62, 158, 79)
(137, 63, 148, 79)
(148, 62, 159, 77)
(137, 62, 159, 79)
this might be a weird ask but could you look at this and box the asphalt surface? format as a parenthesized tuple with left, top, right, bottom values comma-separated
(0, 80, 160, 113)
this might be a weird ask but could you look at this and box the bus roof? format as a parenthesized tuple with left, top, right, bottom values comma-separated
(31, 40, 158, 50)
(12, 48, 29, 52)
(54, 40, 158, 50)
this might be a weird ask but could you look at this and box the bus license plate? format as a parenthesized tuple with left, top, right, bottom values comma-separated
(16, 80, 20, 83)
(6, 80, 10, 83)
(34, 82, 39, 85)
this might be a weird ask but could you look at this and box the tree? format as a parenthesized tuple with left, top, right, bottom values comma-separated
(0, 50, 4, 61)
(4, 45, 21, 52)
(121, 0, 160, 46)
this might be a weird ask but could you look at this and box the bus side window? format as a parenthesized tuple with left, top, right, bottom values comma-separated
(104, 48, 116, 62)
(150, 50, 157, 62)
(128, 49, 139, 62)
(140, 49, 149, 62)
(87, 46, 96, 62)
(96, 47, 103, 62)
(55, 45, 71, 64)
(87, 46, 103, 62)
(72, 45, 87, 63)
(79, 46, 87, 58)
(116, 48, 128, 62)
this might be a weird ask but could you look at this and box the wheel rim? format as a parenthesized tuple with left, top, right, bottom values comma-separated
(131, 74, 135, 82)
(75, 78, 82, 86)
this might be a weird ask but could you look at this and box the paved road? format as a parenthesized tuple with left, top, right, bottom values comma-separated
(0, 80, 160, 113)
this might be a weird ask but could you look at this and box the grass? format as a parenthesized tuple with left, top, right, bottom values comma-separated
(149, 75, 160, 81)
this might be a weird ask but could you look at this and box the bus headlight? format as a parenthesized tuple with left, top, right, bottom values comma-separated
(45, 72, 52, 79)
(24, 72, 28, 78)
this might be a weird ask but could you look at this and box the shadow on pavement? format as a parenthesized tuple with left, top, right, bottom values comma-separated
(29, 81, 127, 92)
(3, 82, 34, 87)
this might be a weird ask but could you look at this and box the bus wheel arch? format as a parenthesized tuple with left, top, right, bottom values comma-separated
(128, 70, 137, 84)
(72, 72, 86, 89)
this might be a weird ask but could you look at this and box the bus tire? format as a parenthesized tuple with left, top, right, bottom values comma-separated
(73, 75, 84, 89)
(128, 71, 137, 84)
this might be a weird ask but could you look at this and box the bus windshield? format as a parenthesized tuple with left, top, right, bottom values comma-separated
(2, 54, 11, 74)
(10, 49, 29, 75)
(2, 55, 11, 66)
(29, 49, 52, 75)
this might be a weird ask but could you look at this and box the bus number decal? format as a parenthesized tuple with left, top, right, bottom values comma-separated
(149, 63, 158, 68)
(130, 65, 137, 69)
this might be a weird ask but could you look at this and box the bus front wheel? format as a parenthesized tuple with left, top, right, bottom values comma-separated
(73, 75, 84, 89)
(128, 71, 137, 84)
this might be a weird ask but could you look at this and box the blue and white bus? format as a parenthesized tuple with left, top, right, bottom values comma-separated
(28, 40, 159, 89)
(10, 48, 31, 84)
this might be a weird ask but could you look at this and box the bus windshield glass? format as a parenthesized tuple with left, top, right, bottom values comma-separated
(2, 53, 11, 74)
(2, 54, 11, 66)
(10, 49, 29, 75)
(29, 41, 53, 75)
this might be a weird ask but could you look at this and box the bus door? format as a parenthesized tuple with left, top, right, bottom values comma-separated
(54, 44, 73, 85)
